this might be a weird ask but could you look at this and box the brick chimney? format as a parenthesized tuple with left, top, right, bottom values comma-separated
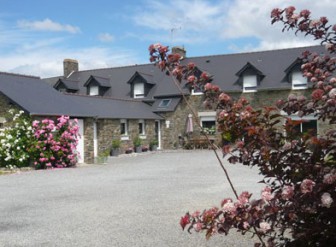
(63, 59, 78, 77)
(172, 46, 186, 59)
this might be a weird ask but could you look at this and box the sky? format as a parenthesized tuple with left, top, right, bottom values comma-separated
(1, 0, 336, 78)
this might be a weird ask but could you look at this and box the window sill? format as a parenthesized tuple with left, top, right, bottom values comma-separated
(120, 135, 129, 141)
(139, 135, 147, 139)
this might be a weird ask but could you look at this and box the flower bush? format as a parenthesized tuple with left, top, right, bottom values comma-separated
(31, 116, 79, 169)
(0, 109, 33, 167)
(149, 6, 336, 247)
(0, 111, 79, 169)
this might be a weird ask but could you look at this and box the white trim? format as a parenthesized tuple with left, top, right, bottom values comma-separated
(93, 122, 98, 157)
(89, 85, 99, 96)
(138, 119, 145, 135)
(243, 74, 257, 92)
(155, 120, 161, 150)
(191, 89, 203, 95)
(120, 119, 128, 135)
(198, 111, 216, 117)
(291, 71, 307, 90)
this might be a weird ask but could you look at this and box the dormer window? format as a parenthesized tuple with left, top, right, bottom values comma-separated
(235, 62, 264, 93)
(291, 70, 307, 89)
(285, 58, 308, 90)
(127, 71, 155, 99)
(89, 85, 99, 96)
(84, 75, 110, 96)
(243, 74, 257, 92)
(54, 79, 79, 93)
(133, 82, 145, 98)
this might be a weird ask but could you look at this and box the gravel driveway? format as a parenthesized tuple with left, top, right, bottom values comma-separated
(0, 150, 264, 247)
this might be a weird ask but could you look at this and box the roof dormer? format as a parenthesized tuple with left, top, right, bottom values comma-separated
(127, 71, 155, 99)
(54, 78, 79, 93)
(285, 58, 308, 90)
(84, 75, 111, 96)
(235, 62, 265, 93)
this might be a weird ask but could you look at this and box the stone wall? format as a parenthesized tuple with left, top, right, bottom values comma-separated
(159, 88, 334, 149)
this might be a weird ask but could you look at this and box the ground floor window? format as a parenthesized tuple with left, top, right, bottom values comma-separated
(138, 120, 145, 135)
(291, 119, 317, 137)
(120, 119, 128, 135)
(198, 112, 216, 135)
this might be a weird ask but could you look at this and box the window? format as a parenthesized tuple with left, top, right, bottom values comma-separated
(120, 119, 128, 135)
(291, 70, 307, 89)
(138, 120, 145, 135)
(134, 83, 145, 98)
(0, 117, 6, 129)
(191, 86, 204, 95)
(89, 85, 99, 96)
(292, 119, 317, 137)
(243, 75, 257, 92)
(158, 99, 172, 108)
(199, 112, 216, 135)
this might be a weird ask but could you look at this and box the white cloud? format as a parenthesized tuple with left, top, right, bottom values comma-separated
(132, 0, 336, 51)
(1, 45, 143, 78)
(98, 33, 115, 42)
(17, 18, 80, 34)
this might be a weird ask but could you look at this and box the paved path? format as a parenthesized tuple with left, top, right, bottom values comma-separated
(0, 150, 264, 247)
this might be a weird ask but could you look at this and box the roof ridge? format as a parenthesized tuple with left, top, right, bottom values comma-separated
(75, 63, 151, 74)
(61, 78, 79, 82)
(0, 71, 40, 79)
(64, 93, 146, 103)
(187, 45, 323, 60)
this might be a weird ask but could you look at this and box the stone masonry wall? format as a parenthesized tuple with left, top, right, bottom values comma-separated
(160, 89, 334, 149)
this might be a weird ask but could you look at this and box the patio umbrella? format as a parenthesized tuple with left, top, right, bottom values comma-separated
(186, 114, 193, 134)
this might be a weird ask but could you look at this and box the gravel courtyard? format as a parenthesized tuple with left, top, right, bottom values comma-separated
(0, 150, 264, 247)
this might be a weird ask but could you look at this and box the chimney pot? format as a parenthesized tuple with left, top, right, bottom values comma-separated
(172, 46, 186, 59)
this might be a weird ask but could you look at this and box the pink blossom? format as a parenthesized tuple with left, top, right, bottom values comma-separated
(321, 192, 333, 208)
(238, 191, 251, 205)
(261, 187, 273, 202)
(281, 185, 294, 200)
(328, 88, 336, 99)
(259, 221, 271, 233)
(187, 75, 196, 84)
(300, 179, 315, 194)
(193, 222, 203, 232)
(218, 93, 231, 102)
(243, 221, 250, 230)
(323, 173, 336, 184)
(311, 89, 324, 100)
(222, 201, 236, 214)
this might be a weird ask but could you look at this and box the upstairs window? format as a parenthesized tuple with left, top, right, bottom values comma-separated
(89, 85, 99, 96)
(291, 70, 308, 89)
(243, 75, 257, 92)
(133, 83, 145, 98)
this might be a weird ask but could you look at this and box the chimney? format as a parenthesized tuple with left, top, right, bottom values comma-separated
(63, 58, 78, 77)
(172, 46, 186, 59)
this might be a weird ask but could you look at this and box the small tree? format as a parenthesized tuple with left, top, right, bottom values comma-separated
(149, 6, 335, 247)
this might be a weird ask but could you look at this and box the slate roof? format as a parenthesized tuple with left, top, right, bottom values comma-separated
(54, 78, 79, 90)
(44, 45, 326, 99)
(0, 72, 162, 120)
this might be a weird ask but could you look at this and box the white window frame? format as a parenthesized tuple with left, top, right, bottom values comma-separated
(198, 112, 216, 134)
(243, 74, 257, 93)
(191, 89, 204, 95)
(120, 119, 129, 140)
(89, 85, 99, 96)
(138, 119, 146, 136)
(291, 70, 308, 90)
(281, 111, 318, 136)
(134, 82, 145, 98)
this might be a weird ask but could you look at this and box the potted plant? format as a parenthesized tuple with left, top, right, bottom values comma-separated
(150, 139, 158, 151)
(133, 136, 142, 153)
(110, 139, 121, 157)
(96, 149, 109, 164)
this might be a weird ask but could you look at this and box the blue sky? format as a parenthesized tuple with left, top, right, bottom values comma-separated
(1, 0, 335, 77)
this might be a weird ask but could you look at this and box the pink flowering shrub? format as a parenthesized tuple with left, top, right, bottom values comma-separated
(30, 116, 79, 169)
(149, 6, 335, 247)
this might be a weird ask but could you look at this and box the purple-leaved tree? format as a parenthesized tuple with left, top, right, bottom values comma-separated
(148, 6, 335, 247)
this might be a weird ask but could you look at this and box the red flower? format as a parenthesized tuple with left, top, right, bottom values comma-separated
(311, 89, 324, 101)
(180, 214, 190, 230)
(187, 62, 195, 70)
(204, 83, 212, 91)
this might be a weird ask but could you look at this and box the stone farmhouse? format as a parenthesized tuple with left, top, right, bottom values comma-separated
(0, 45, 330, 163)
